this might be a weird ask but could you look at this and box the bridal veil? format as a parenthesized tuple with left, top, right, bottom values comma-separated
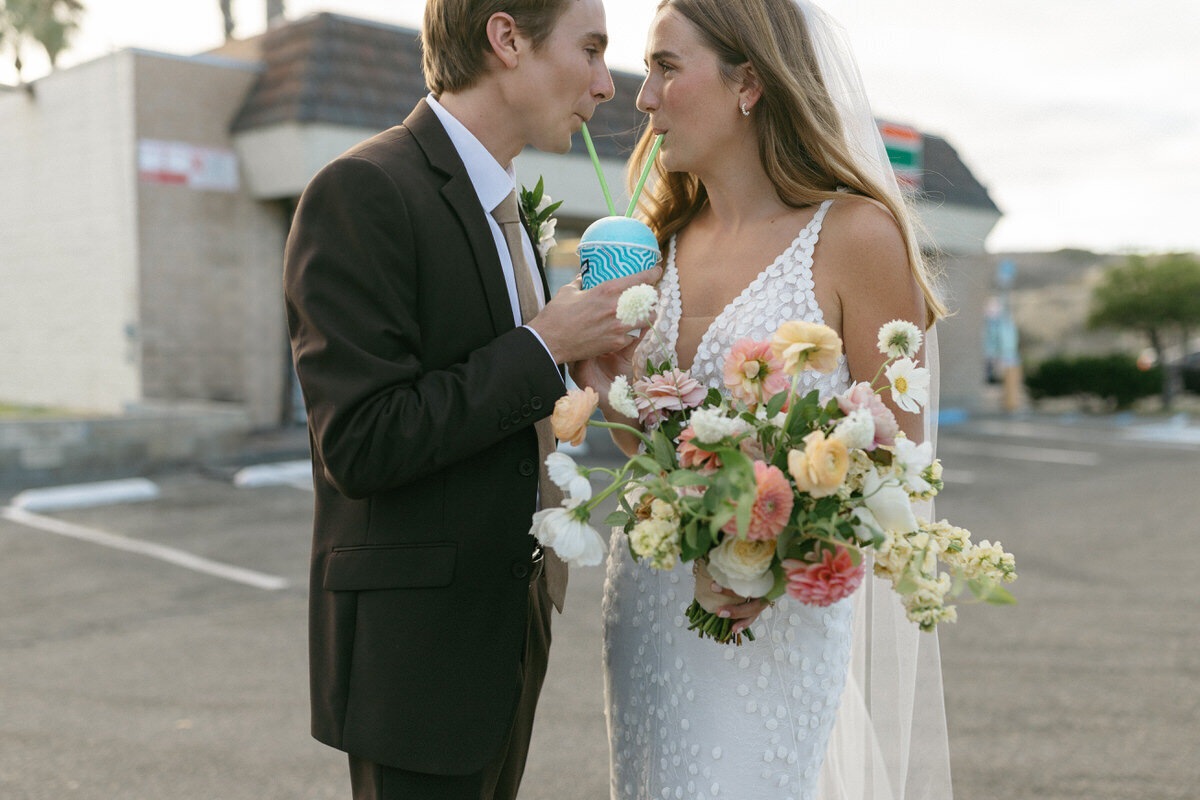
(793, 2, 955, 798)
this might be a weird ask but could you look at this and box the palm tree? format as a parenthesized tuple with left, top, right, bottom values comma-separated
(0, 0, 85, 83)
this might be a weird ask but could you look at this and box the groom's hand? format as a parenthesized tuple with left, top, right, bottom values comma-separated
(529, 266, 662, 365)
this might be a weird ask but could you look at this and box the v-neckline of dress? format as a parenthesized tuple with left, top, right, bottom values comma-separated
(667, 202, 831, 373)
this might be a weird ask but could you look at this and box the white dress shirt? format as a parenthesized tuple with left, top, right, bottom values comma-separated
(426, 95, 558, 366)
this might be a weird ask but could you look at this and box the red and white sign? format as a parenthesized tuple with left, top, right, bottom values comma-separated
(138, 139, 240, 193)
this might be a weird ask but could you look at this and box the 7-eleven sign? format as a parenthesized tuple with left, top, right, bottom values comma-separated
(878, 122, 923, 191)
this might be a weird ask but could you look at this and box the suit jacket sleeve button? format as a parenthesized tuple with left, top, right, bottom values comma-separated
(531, 396, 543, 411)
(510, 410, 522, 424)
(521, 402, 531, 417)
(511, 562, 530, 580)
(518, 458, 535, 476)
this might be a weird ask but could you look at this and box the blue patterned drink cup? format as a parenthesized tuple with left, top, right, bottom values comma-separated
(577, 216, 661, 290)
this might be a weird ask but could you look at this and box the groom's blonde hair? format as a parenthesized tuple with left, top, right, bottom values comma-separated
(630, 0, 946, 326)
(422, 0, 571, 95)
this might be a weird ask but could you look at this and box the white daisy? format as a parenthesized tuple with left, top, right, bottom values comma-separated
(876, 319, 923, 360)
(884, 358, 931, 414)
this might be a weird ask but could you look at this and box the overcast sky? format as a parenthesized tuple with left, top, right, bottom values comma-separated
(4, 0, 1197, 255)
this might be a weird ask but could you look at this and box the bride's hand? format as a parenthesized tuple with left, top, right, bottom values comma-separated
(693, 560, 770, 635)
(714, 590, 770, 636)
(568, 332, 643, 402)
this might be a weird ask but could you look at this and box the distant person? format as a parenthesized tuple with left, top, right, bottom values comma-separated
(570, 1, 954, 797)
(283, 1, 657, 798)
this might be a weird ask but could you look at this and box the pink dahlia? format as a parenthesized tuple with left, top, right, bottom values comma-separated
(837, 382, 899, 449)
(721, 461, 794, 542)
(677, 426, 721, 471)
(783, 545, 864, 606)
(633, 369, 707, 427)
(723, 339, 790, 407)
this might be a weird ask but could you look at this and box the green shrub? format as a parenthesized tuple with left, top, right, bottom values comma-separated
(1025, 353, 1163, 410)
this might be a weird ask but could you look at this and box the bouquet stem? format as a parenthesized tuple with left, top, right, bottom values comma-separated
(685, 599, 755, 646)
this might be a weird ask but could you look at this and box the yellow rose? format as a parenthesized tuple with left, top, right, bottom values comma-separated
(770, 320, 842, 375)
(787, 430, 849, 498)
(551, 387, 599, 446)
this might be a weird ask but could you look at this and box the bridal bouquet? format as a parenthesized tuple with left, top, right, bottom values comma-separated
(534, 286, 1016, 644)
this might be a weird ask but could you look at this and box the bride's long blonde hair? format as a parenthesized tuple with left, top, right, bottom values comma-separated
(629, 0, 946, 326)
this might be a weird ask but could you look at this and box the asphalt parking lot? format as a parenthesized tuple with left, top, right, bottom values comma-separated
(2, 416, 1198, 800)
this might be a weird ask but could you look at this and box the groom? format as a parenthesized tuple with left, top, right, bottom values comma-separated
(284, 1, 652, 798)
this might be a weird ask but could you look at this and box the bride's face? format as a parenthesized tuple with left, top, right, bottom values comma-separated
(637, 9, 744, 174)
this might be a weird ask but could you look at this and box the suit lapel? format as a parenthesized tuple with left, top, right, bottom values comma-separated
(405, 100, 514, 338)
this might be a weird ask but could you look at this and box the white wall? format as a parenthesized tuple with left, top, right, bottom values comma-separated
(0, 54, 141, 413)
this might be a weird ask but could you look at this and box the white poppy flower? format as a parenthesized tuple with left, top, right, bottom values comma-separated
(891, 437, 934, 494)
(884, 358, 931, 414)
(849, 505, 882, 543)
(530, 498, 606, 566)
(862, 471, 918, 533)
(545, 452, 592, 500)
(876, 319, 923, 359)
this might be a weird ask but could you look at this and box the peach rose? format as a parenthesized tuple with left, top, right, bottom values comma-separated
(551, 387, 599, 446)
(787, 430, 849, 498)
(770, 320, 842, 375)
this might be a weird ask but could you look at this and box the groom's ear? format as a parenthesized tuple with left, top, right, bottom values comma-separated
(734, 63, 763, 109)
(485, 12, 524, 70)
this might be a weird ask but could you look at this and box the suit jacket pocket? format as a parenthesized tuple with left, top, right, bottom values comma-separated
(323, 542, 456, 591)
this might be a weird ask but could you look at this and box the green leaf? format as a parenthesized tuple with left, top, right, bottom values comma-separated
(604, 509, 631, 527)
(629, 455, 662, 475)
(532, 176, 544, 206)
(652, 428, 677, 470)
(734, 488, 754, 538)
(668, 470, 709, 487)
(775, 526, 796, 560)
(969, 578, 1018, 605)
(895, 574, 919, 595)
(709, 506, 735, 534)
(765, 562, 789, 602)
(765, 390, 788, 419)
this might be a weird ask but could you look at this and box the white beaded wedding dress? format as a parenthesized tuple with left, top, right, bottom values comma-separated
(602, 200, 859, 800)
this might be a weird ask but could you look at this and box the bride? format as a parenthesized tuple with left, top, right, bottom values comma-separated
(570, 1, 953, 798)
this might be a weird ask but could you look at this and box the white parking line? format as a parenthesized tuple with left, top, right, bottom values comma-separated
(939, 439, 1100, 466)
(0, 506, 289, 591)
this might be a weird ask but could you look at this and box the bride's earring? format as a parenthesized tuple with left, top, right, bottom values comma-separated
(741, 103, 751, 116)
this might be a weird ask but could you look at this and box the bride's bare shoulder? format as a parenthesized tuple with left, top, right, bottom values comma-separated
(819, 195, 914, 292)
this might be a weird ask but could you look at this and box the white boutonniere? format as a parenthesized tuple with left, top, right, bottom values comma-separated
(519, 177, 563, 260)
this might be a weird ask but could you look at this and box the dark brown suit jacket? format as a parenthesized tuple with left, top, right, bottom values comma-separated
(283, 100, 567, 775)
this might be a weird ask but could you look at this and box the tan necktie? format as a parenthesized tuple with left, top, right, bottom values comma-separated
(491, 189, 568, 611)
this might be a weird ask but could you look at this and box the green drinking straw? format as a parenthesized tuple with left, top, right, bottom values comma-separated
(580, 123, 617, 216)
(626, 134, 664, 217)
